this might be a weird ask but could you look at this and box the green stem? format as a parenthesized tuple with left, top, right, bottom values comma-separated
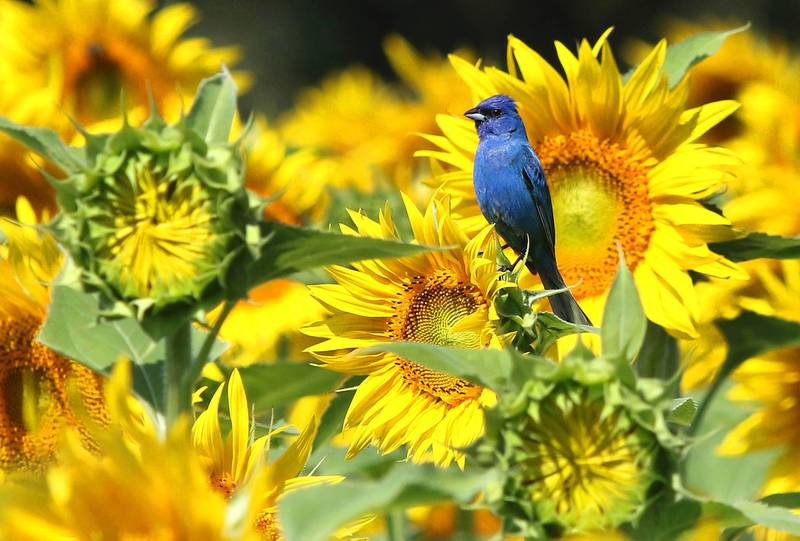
(186, 300, 236, 386)
(387, 510, 406, 541)
(689, 364, 731, 437)
(165, 321, 193, 426)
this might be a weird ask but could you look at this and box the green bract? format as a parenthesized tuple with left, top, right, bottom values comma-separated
(480, 354, 680, 538)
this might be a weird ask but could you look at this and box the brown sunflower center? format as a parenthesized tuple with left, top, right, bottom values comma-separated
(210, 471, 237, 499)
(0, 315, 106, 472)
(537, 130, 654, 299)
(387, 269, 486, 405)
(255, 510, 282, 541)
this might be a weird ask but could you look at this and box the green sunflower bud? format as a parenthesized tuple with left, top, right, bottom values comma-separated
(480, 353, 680, 538)
(0, 72, 262, 315)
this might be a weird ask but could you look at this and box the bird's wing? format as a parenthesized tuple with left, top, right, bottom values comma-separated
(519, 146, 556, 257)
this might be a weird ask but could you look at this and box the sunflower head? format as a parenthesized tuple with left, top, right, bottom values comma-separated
(1, 72, 261, 315)
(480, 353, 677, 536)
(304, 196, 510, 467)
(420, 30, 745, 339)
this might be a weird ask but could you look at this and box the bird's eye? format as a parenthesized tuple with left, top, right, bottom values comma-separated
(491, 108, 501, 116)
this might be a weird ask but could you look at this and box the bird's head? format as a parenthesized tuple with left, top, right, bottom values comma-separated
(464, 94, 525, 139)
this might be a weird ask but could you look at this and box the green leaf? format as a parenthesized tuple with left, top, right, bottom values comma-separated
(729, 500, 800, 535)
(185, 70, 237, 144)
(718, 311, 800, 372)
(131, 362, 165, 414)
(661, 25, 750, 87)
(602, 251, 647, 363)
(0, 117, 86, 173)
(237, 363, 342, 415)
(761, 493, 800, 509)
(38, 285, 162, 370)
(363, 342, 515, 389)
(312, 377, 362, 452)
(278, 463, 494, 541)
(247, 222, 438, 285)
(690, 311, 800, 435)
(710, 232, 800, 261)
(668, 397, 697, 426)
(684, 384, 778, 501)
(635, 322, 679, 380)
(628, 497, 702, 541)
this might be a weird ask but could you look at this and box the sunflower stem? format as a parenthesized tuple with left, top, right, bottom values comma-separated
(187, 299, 236, 386)
(165, 321, 193, 426)
(387, 510, 406, 541)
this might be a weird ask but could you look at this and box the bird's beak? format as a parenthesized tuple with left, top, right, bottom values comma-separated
(464, 107, 485, 121)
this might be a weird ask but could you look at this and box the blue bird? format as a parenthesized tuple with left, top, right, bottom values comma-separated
(465, 94, 591, 325)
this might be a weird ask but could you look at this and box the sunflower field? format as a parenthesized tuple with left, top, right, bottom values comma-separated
(1, 1, 800, 540)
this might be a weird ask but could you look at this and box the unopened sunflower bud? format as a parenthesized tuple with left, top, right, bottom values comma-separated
(0, 73, 261, 315)
(480, 357, 679, 537)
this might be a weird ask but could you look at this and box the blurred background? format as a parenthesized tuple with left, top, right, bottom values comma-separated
(189, 0, 800, 116)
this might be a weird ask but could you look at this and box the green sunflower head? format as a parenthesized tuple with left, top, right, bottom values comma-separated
(480, 351, 681, 538)
(0, 72, 263, 316)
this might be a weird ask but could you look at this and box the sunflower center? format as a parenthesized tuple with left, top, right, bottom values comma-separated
(96, 158, 221, 300)
(522, 396, 652, 527)
(210, 472, 237, 499)
(388, 269, 485, 346)
(77, 44, 124, 121)
(255, 510, 282, 541)
(0, 315, 106, 471)
(388, 270, 486, 405)
(537, 131, 653, 299)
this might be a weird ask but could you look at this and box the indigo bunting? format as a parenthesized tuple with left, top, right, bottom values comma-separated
(465, 94, 591, 325)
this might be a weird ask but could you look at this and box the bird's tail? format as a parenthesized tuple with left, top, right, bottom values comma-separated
(528, 260, 592, 326)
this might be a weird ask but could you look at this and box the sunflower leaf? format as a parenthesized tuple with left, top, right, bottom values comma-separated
(690, 311, 800, 434)
(361, 342, 516, 390)
(602, 249, 647, 364)
(279, 463, 495, 541)
(725, 500, 800, 535)
(710, 232, 800, 261)
(39, 285, 163, 370)
(246, 222, 439, 285)
(312, 377, 363, 451)
(0, 117, 86, 173)
(236, 363, 342, 414)
(718, 310, 800, 371)
(185, 69, 238, 144)
(661, 24, 750, 87)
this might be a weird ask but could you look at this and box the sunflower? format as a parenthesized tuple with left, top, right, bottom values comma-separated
(0, 361, 230, 541)
(0, 197, 106, 474)
(0, 0, 246, 129)
(419, 31, 745, 339)
(722, 77, 800, 236)
(243, 116, 334, 225)
(718, 260, 800, 496)
(193, 369, 371, 541)
(192, 369, 280, 498)
(278, 37, 471, 198)
(304, 196, 507, 468)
